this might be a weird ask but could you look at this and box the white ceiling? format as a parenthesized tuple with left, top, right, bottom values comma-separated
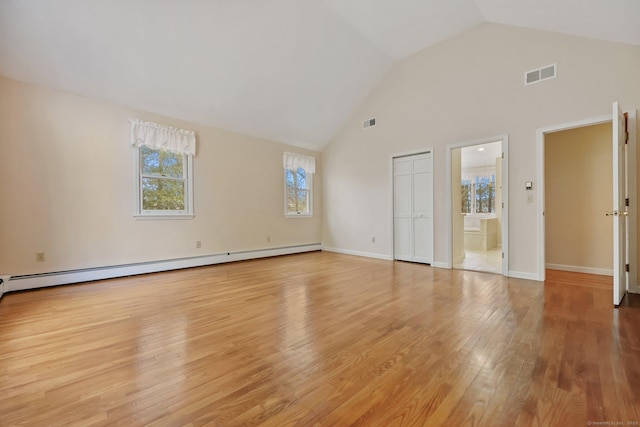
(461, 141, 502, 169)
(0, 1, 638, 151)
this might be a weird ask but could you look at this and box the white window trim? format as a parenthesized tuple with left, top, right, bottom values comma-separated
(284, 168, 313, 218)
(133, 147, 194, 220)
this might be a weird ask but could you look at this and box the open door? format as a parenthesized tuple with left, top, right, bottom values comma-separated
(612, 102, 628, 306)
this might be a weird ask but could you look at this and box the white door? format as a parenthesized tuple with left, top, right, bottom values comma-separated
(613, 102, 628, 306)
(394, 152, 433, 264)
(394, 157, 412, 262)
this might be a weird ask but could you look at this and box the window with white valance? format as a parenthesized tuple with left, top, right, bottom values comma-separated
(283, 152, 315, 175)
(283, 152, 314, 217)
(130, 119, 196, 155)
(131, 119, 196, 219)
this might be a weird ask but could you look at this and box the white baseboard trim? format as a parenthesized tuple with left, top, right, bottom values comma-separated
(322, 247, 447, 268)
(508, 271, 542, 281)
(322, 247, 393, 261)
(7, 244, 323, 293)
(432, 262, 450, 269)
(546, 263, 613, 277)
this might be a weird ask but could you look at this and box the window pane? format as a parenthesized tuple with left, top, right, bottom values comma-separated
(474, 175, 495, 214)
(461, 180, 472, 214)
(297, 189, 308, 210)
(286, 168, 307, 190)
(285, 167, 310, 214)
(286, 169, 295, 187)
(296, 169, 306, 190)
(141, 146, 184, 178)
(286, 188, 301, 213)
(142, 177, 185, 210)
(286, 188, 309, 214)
(286, 187, 297, 212)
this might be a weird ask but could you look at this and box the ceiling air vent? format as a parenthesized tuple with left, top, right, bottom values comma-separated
(363, 117, 376, 129)
(525, 64, 556, 86)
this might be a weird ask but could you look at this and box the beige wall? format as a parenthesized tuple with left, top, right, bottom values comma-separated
(545, 123, 612, 272)
(0, 76, 321, 276)
(322, 23, 640, 277)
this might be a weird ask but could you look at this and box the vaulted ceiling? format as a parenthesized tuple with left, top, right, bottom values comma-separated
(0, 0, 638, 150)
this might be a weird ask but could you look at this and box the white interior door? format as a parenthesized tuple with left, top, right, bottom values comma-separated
(394, 157, 412, 262)
(412, 154, 433, 263)
(394, 152, 433, 264)
(613, 102, 627, 306)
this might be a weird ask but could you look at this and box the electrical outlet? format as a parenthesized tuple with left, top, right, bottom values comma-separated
(371, 236, 376, 243)
(526, 194, 534, 203)
(267, 236, 271, 243)
(196, 241, 202, 248)
(36, 252, 45, 262)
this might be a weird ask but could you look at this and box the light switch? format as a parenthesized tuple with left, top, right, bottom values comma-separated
(525, 182, 533, 190)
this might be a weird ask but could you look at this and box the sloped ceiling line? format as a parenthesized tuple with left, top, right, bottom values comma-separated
(0, 0, 637, 150)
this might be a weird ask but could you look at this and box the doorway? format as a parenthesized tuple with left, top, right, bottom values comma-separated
(536, 107, 638, 306)
(544, 123, 613, 277)
(446, 135, 509, 275)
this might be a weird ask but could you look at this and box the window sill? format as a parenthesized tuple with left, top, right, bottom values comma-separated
(134, 214, 194, 220)
(285, 214, 313, 218)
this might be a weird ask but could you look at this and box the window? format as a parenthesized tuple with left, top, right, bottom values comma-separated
(138, 146, 192, 213)
(461, 180, 472, 213)
(285, 167, 312, 216)
(461, 175, 495, 214)
(131, 119, 195, 219)
(475, 175, 495, 213)
(283, 152, 315, 217)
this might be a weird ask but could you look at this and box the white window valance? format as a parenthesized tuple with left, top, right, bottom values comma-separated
(130, 119, 196, 156)
(283, 152, 315, 174)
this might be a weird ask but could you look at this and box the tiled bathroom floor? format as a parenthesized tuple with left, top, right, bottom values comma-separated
(454, 247, 502, 274)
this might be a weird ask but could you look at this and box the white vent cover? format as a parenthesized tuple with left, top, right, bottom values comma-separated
(363, 117, 376, 129)
(525, 64, 557, 85)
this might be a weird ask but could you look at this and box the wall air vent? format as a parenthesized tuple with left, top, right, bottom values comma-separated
(525, 64, 556, 86)
(363, 117, 376, 129)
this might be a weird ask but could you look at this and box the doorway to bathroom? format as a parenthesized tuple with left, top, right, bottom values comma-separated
(447, 136, 508, 275)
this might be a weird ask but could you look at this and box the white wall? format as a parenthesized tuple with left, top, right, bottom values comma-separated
(322, 23, 640, 278)
(0, 76, 322, 276)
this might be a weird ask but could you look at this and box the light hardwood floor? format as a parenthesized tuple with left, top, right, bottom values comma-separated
(0, 252, 638, 426)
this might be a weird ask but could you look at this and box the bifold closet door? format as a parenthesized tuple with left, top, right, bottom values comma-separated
(394, 152, 433, 264)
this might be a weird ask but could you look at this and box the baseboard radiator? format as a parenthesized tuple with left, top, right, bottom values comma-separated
(6, 243, 323, 293)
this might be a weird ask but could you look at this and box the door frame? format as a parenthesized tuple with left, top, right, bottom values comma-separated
(629, 110, 639, 294)
(390, 147, 434, 263)
(535, 113, 637, 289)
(445, 134, 509, 276)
